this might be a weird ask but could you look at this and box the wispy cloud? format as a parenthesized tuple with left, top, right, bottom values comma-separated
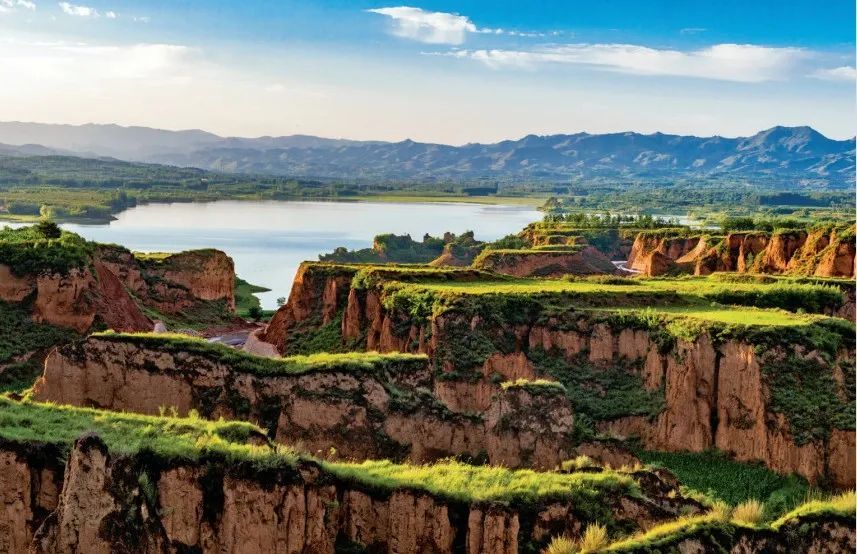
(105, 10, 116, 18)
(367, 6, 476, 44)
(440, 43, 810, 83)
(680, 27, 706, 35)
(811, 65, 856, 82)
(0, 0, 36, 13)
(367, 6, 547, 44)
(58, 1, 97, 16)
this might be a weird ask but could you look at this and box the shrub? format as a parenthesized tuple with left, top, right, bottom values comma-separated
(732, 499, 765, 526)
(578, 522, 609, 552)
(544, 535, 576, 554)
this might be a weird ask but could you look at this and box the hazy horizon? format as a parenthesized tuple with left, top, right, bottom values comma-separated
(1, 1, 855, 142)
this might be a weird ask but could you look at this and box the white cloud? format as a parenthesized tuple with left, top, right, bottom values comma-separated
(367, 6, 554, 44)
(368, 6, 476, 44)
(59, 1, 98, 16)
(444, 43, 810, 82)
(1, 0, 36, 12)
(105, 10, 116, 18)
(811, 65, 856, 82)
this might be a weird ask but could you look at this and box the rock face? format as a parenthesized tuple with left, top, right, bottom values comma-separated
(262, 263, 856, 487)
(33, 336, 575, 468)
(627, 227, 856, 278)
(0, 245, 236, 334)
(96, 246, 236, 315)
(473, 246, 619, 277)
(0, 262, 151, 333)
(5, 435, 703, 554)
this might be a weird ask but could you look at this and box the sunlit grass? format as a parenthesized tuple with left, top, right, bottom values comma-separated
(321, 458, 635, 504)
(91, 331, 427, 376)
(771, 491, 856, 529)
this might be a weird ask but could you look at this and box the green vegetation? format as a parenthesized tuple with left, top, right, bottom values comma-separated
(234, 277, 271, 318)
(500, 378, 567, 394)
(0, 396, 639, 507)
(532, 351, 663, 434)
(322, 458, 634, 506)
(0, 225, 93, 275)
(0, 302, 79, 393)
(635, 449, 810, 514)
(0, 395, 292, 468)
(771, 491, 856, 528)
(91, 331, 427, 377)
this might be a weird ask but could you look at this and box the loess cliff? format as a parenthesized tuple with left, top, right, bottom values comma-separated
(627, 225, 856, 278)
(0, 399, 717, 554)
(0, 226, 237, 334)
(260, 263, 856, 488)
(32, 334, 576, 468)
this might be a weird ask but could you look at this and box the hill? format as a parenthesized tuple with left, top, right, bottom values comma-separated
(0, 122, 852, 186)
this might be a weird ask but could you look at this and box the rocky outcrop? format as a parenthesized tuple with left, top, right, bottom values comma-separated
(473, 246, 619, 277)
(96, 246, 236, 315)
(0, 262, 151, 333)
(628, 226, 856, 278)
(33, 336, 575, 468)
(4, 434, 706, 554)
(264, 265, 855, 487)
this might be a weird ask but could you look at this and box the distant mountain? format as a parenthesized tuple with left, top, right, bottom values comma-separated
(0, 122, 852, 186)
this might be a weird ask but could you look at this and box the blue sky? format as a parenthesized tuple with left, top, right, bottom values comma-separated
(1, 1, 854, 142)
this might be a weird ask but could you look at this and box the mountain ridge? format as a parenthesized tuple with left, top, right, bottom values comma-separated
(0, 121, 852, 185)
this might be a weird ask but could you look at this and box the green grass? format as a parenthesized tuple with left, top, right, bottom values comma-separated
(0, 302, 79, 393)
(0, 395, 294, 468)
(0, 226, 93, 276)
(635, 449, 810, 515)
(500, 378, 567, 394)
(321, 458, 634, 505)
(234, 277, 270, 317)
(0, 396, 637, 507)
(771, 491, 856, 528)
(605, 305, 821, 327)
(90, 331, 427, 377)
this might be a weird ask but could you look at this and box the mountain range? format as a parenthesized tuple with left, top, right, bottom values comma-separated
(0, 122, 852, 186)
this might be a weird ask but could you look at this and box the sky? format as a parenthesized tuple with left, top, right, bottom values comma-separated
(0, 0, 855, 143)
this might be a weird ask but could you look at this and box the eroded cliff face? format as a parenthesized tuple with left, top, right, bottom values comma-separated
(8, 435, 700, 554)
(263, 267, 855, 487)
(33, 337, 575, 469)
(628, 227, 856, 278)
(5, 435, 851, 554)
(474, 246, 619, 277)
(96, 246, 236, 315)
(0, 261, 151, 333)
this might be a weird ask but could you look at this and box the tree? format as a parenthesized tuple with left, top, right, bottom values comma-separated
(35, 219, 62, 239)
(276, 297, 287, 306)
(247, 306, 263, 321)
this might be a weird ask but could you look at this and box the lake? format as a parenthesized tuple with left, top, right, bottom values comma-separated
(50, 200, 541, 308)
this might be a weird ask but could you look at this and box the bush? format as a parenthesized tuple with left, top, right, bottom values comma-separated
(35, 220, 62, 238)
(732, 499, 765, 526)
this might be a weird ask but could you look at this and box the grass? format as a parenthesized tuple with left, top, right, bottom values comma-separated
(605, 305, 821, 327)
(771, 491, 856, 528)
(91, 331, 427, 377)
(0, 225, 93, 276)
(0, 396, 638, 507)
(321, 458, 635, 505)
(500, 378, 567, 394)
(635, 449, 810, 515)
(731, 499, 765, 526)
(0, 395, 295, 468)
(403, 274, 844, 316)
(234, 276, 270, 317)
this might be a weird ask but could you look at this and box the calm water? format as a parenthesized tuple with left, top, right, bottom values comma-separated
(50, 200, 540, 308)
